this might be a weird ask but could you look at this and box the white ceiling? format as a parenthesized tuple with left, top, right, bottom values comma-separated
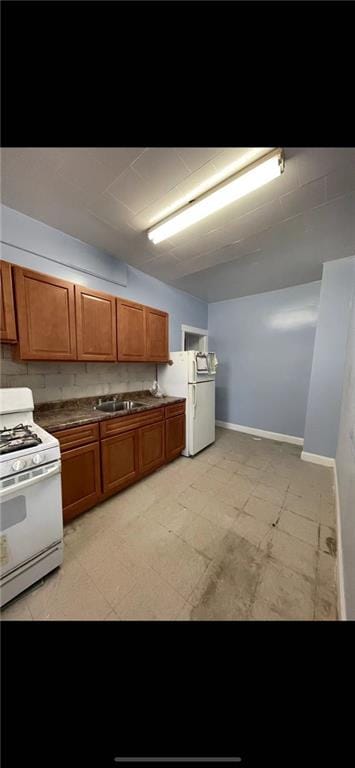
(1, 146, 355, 299)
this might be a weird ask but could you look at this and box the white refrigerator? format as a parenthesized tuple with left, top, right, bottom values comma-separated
(159, 351, 217, 456)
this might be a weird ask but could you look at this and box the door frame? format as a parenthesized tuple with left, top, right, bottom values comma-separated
(181, 324, 208, 353)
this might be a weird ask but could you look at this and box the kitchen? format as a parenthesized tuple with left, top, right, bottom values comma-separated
(0, 147, 354, 621)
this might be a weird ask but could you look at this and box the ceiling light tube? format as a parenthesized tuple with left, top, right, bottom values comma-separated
(147, 148, 285, 244)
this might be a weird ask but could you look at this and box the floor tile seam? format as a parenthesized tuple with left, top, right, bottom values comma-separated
(138, 551, 206, 604)
(1, 591, 34, 620)
(268, 552, 317, 585)
(275, 519, 320, 549)
(26, 585, 42, 621)
(172, 506, 230, 537)
(103, 608, 119, 621)
(111, 559, 189, 613)
(253, 569, 315, 621)
(68, 522, 130, 553)
(312, 580, 339, 621)
(184, 557, 218, 606)
(172, 600, 193, 620)
(198, 504, 241, 530)
(271, 487, 310, 537)
(199, 504, 244, 531)
(246, 551, 269, 615)
(287, 483, 320, 507)
(269, 521, 319, 551)
(142, 497, 191, 520)
(47, 559, 116, 616)
(164, 524, 216, 563)
(67, 536, 151, 612)
(313, 550, 322, 620)
(248, 489, 285, 514)
(75, 543, 137, 587)
(235, 506, 276, 534)
(281, 503, 321, 525)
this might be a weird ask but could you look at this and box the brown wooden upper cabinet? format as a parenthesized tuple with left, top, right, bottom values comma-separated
(145, 306, 169, 362)
(3, 260, 170, 362)
(117, 298, 146, 361)
(14, 266, 77, 360)
(75, 284, 117, 361)
(0, 261, 17, 343)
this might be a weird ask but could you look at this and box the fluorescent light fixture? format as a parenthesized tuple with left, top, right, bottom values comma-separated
(147, 148, 285, 244)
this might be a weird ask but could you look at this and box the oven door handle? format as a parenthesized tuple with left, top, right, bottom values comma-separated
(0, 461, 61, 499)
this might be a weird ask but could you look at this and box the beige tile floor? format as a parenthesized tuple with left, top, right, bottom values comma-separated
(0, 428, 338, 621)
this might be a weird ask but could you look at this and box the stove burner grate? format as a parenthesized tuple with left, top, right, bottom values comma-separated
(0, 423, 42, 455)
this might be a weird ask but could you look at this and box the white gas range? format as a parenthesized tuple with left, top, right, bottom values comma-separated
(0, 387, 63, 607)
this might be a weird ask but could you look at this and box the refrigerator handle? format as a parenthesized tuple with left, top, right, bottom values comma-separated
(193, 358, 197, 381)
(192, 384, 197, 418)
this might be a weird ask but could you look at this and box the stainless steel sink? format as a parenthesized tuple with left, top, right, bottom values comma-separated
(94, 400, 146, 413)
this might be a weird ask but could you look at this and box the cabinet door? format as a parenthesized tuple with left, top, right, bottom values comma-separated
(75, 285, 117, 361)
(101, 429, 139, 495)
(0, 261, 17, 342)
(165, 414, 185, 461)
(139, 421, 165, 474)
(145, 307, 169, 362)
(61, 442, 101, 524)
(14, 266, 77, 360)
(117, 298, 146, 361)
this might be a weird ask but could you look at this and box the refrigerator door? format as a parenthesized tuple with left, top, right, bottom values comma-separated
(158, 351, 189, 398)
(188, 380, 215, 455)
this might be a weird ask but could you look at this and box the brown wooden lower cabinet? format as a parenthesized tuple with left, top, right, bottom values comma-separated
(139, 421, 165, 474)
(101, 429, 139, 496)
(56, 401, 185, 523)
(166, 414, 185, 461)
(61, 441, 101, 523)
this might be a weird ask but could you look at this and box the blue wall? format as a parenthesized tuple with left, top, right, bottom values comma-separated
(335, 274, 355, 619)
(208, 282, 320, 438)
(303, 256, 355, 458)
(0, 205, 207, 353)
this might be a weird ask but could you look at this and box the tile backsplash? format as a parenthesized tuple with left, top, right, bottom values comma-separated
(0, 346, 156, 404)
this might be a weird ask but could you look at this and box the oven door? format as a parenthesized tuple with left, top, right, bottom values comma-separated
(0, 460, 63, 578)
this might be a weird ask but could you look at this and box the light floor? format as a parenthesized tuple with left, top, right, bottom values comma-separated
(1, 428, 338, 621)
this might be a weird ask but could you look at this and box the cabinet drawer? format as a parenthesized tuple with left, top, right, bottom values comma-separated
(165, 402, 185, 418)
(54, 422, 99, 451)
(100, 408, 164, 439)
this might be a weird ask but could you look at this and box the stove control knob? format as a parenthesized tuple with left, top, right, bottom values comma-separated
(12, 459, 26, 472)
(32, 453, 43, 465)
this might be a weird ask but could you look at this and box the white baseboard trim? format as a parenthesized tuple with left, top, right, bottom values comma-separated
(301, 452, 346, 619)
(301, 451, 335, 467)
(334, 463, 347, 621)
(215, 420, 304, 446)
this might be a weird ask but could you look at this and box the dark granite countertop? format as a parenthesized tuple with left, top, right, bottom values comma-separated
(35, 390, 185, 433)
